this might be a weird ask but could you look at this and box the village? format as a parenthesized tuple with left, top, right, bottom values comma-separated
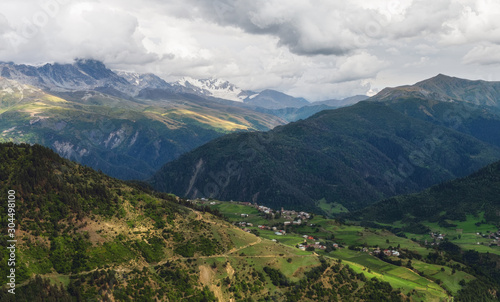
(425, 232, 446, 246)
(478, 229, 500, 246)
(212, 200, 402, 256)
(424, 229, 500, 247)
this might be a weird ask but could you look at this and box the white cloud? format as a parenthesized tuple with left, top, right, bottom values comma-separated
(329, 52, 387, 83)
(462, 45, 500, 65)
(441, 0, 500, 45)
(0, 0, 500, 100)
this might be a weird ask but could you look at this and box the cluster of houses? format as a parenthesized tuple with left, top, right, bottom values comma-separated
(297, 242, 327, 251)
(192, 198, 217, 205)
(281, 208, 311, 220)
(479, 229, 500, 240)
(302, 235, 315, 240)
(294, 235, 339, 251)
(282, 209, 311, 226)
(237, 202, 274, 214)
(372, 248, 400, 257)
(256, 225, 280, 231)
(200, 199, 406, 259)
(236, 202, 313, 223)
(430, 232, 445, 240)
(427, 229, 500, 247)
(424, 232, 446, 246)
(484, 230, 500, 246)
(490, 229, 500, 237)
(235, 202, 313, 234)
(257, 205, 273, 215)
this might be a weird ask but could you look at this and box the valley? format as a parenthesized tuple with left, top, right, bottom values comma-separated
(3, 0, 500, 300)
(0, 143, 414, 301)
(202, 198, 499, 301)
(2, 62, 500, 301)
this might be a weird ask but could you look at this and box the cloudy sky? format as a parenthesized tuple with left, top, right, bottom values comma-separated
(1, 0, 500, 101)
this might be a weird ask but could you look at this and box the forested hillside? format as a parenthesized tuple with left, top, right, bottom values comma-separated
(0, 143, 407, 301)
(150, 100, 500, 212)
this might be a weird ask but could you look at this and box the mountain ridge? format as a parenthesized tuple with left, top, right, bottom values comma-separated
(372, 73, 500, 108)
(149, 99, 500, 212)
(1, 59, 313, 109)
(0, 70, 286, 180)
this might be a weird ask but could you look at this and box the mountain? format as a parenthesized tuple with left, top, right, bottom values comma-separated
(415, 74, 500, 107)
(0, 142, 409, 301)
(243, 89, 310, 109)
(149, 99, 500, 212)
(173, 76, 252, 102)
(253, 95, 370, 123)
(373, 74, 500, 108)
(116, 70, 173, 91)
(0, 61, 286, 180)
(356, 159, 500, 226)
(0, 59, 153, 96)
(370, 74, 500, 149)
(382, 97, 500, 149)
(172, 77, 311, 109)
(310, 95, 369, 107)
(254, 104, 339, 122)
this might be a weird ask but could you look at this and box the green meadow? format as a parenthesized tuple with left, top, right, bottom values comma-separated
(206, 200, 491, 300)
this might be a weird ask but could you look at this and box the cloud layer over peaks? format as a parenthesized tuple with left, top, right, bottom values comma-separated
(0, 0, 500, 100)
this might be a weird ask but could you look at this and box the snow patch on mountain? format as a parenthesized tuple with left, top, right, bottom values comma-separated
(175, 77, 247, 102)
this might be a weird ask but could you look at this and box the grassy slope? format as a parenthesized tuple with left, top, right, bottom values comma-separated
(205, 200, 490, 301)
(356, 160, 500, 256)
(0, 143, 406, 301)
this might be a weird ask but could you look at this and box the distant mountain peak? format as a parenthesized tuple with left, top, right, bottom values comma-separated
(0, 60, 173, 96)
(373, 74, 500, 108)
(434, 73, 450, 78)
(415, 73, 462, 85)
(174, 76, 247, 102)
(242, 89, 309, 109)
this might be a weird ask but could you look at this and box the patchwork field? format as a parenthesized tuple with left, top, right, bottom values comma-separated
(203, 200, 495, 300)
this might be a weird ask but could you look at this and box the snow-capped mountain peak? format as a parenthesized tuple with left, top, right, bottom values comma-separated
(174, 76, 246, 102)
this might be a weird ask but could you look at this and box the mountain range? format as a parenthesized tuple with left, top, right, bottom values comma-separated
(150, 74, 500, 213)
(0, 59, 331, 179)
(3, 61, 500, 300)
(4, 58, 500, 214)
